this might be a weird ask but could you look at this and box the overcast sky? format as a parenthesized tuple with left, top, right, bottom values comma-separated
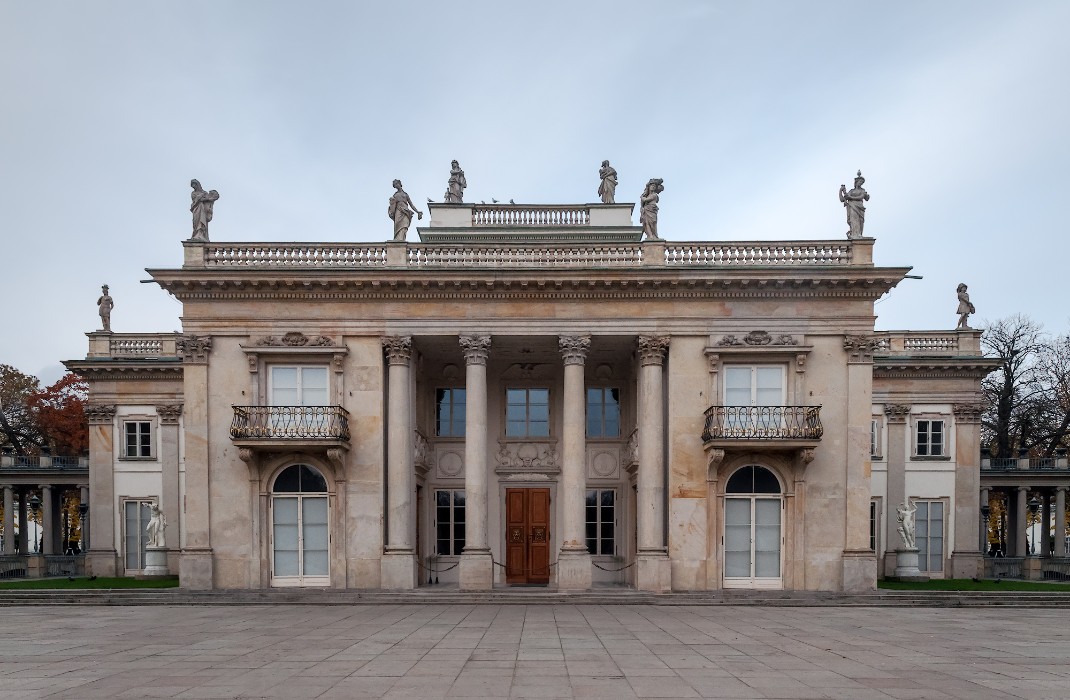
(2, 1, 1068, 384)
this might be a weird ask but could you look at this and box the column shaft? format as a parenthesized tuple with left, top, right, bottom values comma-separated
(1042, 493, 1052, 556)
(979, 487, 990, 554)
(1016, 486, 1029, 557)
(1, 486, 12, 554)
(17, 491, 28, 552)
(557, 335, 592, 591)
(636, 335, 670, 592)
(458, 335, 493, 591)
(1057, 488, 1068, 557)
(381, 336, 415, 589)
(40, 484, 54, 555)
(80, 485, 90, 553)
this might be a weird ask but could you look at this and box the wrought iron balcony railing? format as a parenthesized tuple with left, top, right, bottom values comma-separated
(230, 406, 351, 441)
(702, 405, 823, 442)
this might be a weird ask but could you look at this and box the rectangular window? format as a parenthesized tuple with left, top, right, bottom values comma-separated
(435, 489, 465, 556)
(269, 365, 329, 433)
(506, 388, 550, 437)
(916, 420, 945, 457)
(123, 500, 153, 571)
(723, 366, 786, 434)
(436, 388, 466, 437)
(869, 499, 880, 552)
(585, 489, 616, 555)
(871, 418, 882, 458)
(916, 500, 945, 573)
(123, 421, 152, 459)
(586, 388, 621, 438)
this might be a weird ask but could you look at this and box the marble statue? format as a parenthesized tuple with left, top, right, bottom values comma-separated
(190, 179, 220, 242)
(96, 284, 113, 332)
(388, 179, 423, 241)
(640, 178, 664, 240)
(839, 171, 869, 239)
(956, 283, 976, 330)
(444, 160, 466, 203)
(896, 499, 917, 549)
(598, 160, 618, 204)
(146, 503, 167, 548)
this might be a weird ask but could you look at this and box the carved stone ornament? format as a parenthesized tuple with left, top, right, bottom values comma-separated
(496, 443, 559, 471)
(716, 335, 743, 347)
(718, 331, 797, 347)
(558, 335, 591, 365)
(177, 335, 213, 363)
(155, 404, 183, 425)
(459, 335, 491, 365)
(621, 429, 639, 468)
(952, 403, 984, 423)
(382, 335, 413, 364)
(327, 448, 346, 469)
(255, 332, 335, 347)
(637, 335, 670, 366)
(843, 334, 879, 363)
(884, 404, 912, 423)
(84, 403, 117, 424)
(800, 447, 816, 464)
(413, 431, 429, 468)
(237, 447, 255, 464)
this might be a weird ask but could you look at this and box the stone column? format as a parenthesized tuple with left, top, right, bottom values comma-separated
(177, 335, 214, 588)
(883, 404, 910, 574)
(1041, 492, 1052, 557)
(39, 484, 54, 555)
(979, 487, 990, 554)
(381, 335, 416, 589)
(1016, 486, 1029, 557)
(842, 336, 878, 590)
(951, 403, 984, 577)
(458, 335, 493, 590)
(1, 485, 12, 554)
(17, 489, 28, 553)
(79, 484, 90, 553)
(156, 405, 183, 560)
(1057, 487, 1068, 557)
(84, 403, 117, 575)
(636, 334, 671, 592)
(557, 335, 592, 590)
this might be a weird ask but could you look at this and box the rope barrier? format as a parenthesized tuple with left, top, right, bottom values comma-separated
(592, 560, 636, 572)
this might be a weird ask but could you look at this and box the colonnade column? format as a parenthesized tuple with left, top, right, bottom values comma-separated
(557, 335, 592, 590)
(381, 335, 416, 589)
(17, 490, 28, 552)
(979, 487, 990, 554)
(1041, 493, 1052, 557)
(636, 335, 671, 592)
(39, 484, 53, 555)
(1, 485, 12, 554)
(1016, 486, 1029, 557)
(1057, 487, 1068, 557)
(79, 484, 90, 553)
(459, 335, 493, 590)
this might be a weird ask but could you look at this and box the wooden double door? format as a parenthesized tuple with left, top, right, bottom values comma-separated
(505, 488, 551, 585)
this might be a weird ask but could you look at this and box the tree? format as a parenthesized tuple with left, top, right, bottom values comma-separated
(981, 316, 1070, 458)
(0, 364, 43, 455)
(0, 366, 87, 456)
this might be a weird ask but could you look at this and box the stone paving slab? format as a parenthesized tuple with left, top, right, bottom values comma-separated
(0, 605, 1068, 699)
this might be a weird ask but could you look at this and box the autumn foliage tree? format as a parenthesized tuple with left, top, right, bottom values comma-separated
(0, 365, 88, 456)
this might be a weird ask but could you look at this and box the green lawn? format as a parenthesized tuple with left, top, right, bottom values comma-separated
(0, 576, 179, 590)
(880, 578, 1070, 592)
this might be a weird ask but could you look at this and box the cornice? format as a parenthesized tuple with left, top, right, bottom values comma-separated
(64, 361, 184, 381)
(873, 357, 1000, 379)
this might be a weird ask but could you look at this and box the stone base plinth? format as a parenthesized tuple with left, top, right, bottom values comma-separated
(842, 549, 877, 591)
(380, 551, 416, 590)
(458, 550, 493, 591)
(86, 549, 118, 578)
(636, 551, 671, 592)
(1023, 556, 1042, 580)
(894, 548, 928, 582)
(950, 552, 983, 579)
(556, 548, 592, 591)
(179, 548, 215, 589)
(140, 546, 170, 578)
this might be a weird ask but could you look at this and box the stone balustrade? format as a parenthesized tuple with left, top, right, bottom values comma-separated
(86, 333, 180, 359)
(0, 455, 89, 470)
(202, 243, 389, 268)
(981, 454, 1069, 472)
(665, 242, 852, 266)
(407, 244, 642, 268)
(472, 204, 590, 227)
(873, 331, 982, 355)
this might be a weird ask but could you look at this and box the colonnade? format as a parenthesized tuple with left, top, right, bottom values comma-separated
(981, 485, 1069, 557)
(379, 333, 671, 591)
(0, 483, 89, 556)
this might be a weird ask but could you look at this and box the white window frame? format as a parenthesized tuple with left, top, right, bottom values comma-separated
(433, 489, 466, 556)
(120, 418, 156, 460)
(722, 365, 787, 406)
(871, 417, 884, 459)
(586, 387, 622, 439)
(504, 386, 551, 438)
(913, 498, 948, 575)
(585, 488, 617, 556)
(913, 416, 948, 458)
(870, 498, 882, 554)
(435, 388, 466, 438)
(268, 365, 330, 407)
(121, 498, 155, 573)
(269, 465, 331, 587)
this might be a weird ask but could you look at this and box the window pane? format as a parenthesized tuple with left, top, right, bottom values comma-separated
(301, 367, 328, 389)
(724, 499, 752, 577)
(506, 389, 526, 405)
(529, 389, 549, 405)
(753, 467, 780, 494)
(528, 421, 550, 437)
(298, 465, 328, 493)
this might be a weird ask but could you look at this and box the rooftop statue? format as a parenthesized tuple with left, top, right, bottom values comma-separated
(189, 179, 220, 242)
(640, 178, 664, 240)
(444, 160, 467, 203)
(388, 179, 423, 242)
(97, 284, 113, 332)
(955, 283, 976, 330)
(598, 160, 618, 204)
(838, 170, 869, 239)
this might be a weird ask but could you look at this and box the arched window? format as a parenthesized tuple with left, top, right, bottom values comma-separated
(270, 464, 329, 586)
(724, 465, 782, 587)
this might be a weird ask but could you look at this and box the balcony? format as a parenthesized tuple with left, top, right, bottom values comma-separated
(702, 405, 823, 452)
(230, 406, 351, 460)
(981, 452, 1069, 473)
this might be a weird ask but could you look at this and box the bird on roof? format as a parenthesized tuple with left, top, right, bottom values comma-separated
(492, 198, 499, 204)
(509, 199, 515, 204)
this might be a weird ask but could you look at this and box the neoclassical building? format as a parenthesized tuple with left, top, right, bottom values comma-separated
(65, 200, 997, 591)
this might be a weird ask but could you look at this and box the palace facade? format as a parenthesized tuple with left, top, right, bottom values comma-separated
(64, 201, 997, 591)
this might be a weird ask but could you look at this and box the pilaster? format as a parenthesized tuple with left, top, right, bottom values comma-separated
(882, 403, 910, 575)
(842, 335, 878, 591)
(156, 404, 183, 559)
(84, 403, 117, 576)
(951, 403, 983, 577)
(177, 335, 214, 588)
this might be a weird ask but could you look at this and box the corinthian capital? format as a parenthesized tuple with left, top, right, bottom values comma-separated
(84, 403, 117, 424)
(637, 335, 670, 366)
(177, 335, 213, 364)
(459, 335, 491, 365)
(558, 335, 591, 366)
(884, 404, 911, 423)
(952, 403, 985, 423)
(382, 335, 413, 364)
(843, 334, 878, 363)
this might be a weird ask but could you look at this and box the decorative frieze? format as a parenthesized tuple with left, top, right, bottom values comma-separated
(884, 404, 912, 423)
(254, 332, 335, 347)
(381, 335, 413, 364)
(843, 334, 879, 363)
(84, 403, 117, 424)
(637, 335, 670, 366)
(155, 404, 183, 425)
(177, 335, 213, 363)
(717, 331, 797, 347)
(459, 335, 491, 365)
(495, 443, 559, 473)
(558, 335, 591, 365)
(952, 403, 985, 423)
(621, 428, 639, 469)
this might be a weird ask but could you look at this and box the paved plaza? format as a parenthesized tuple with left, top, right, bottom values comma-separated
(0, 604, 1068, 699)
